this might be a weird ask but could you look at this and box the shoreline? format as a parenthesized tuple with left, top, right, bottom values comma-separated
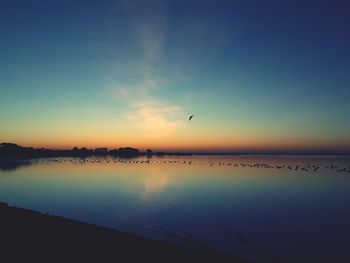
(0, 202, 249, 263)
(1, 143, 350, 159)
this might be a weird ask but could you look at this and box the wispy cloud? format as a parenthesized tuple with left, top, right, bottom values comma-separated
(107, 1, 228, 138)
(108, 1, 184, 137)
(110, 77, 157, 99)
(126, 101, 183, 138)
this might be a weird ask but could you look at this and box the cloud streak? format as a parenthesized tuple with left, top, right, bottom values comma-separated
(109, 1, 184, 138)
(107, 1, 228, 138)
(126, 101, 183, 138)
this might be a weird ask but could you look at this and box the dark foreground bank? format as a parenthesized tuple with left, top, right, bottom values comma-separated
(0, 202, 249, 263)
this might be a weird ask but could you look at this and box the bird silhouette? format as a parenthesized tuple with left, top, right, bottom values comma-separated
(189, 115, 194, 121)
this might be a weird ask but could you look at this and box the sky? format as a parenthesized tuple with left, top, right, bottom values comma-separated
(0, 0, 350, 153)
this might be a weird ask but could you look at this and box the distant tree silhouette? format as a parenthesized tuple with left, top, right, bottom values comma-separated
(79, 147, 93, 157)
(0, 142, 192, 159)
(94, 148, 108, 155)
(118, 147, 139, 156)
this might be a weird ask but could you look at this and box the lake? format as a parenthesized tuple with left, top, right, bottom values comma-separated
(0, 155, 349, 263)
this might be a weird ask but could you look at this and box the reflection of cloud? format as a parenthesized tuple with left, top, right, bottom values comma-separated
(126, 101, 183, 138)
(143, 168, 168, 193)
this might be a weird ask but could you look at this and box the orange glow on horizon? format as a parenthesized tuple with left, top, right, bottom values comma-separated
(3, 119, 349, 153)
(12, 135, 350, 153)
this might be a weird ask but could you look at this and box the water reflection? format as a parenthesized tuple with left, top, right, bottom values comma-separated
(143, 169, 169, 194)
(0, 159, 33, 172)
(2, 155, 350, 174)
(0, 155, 350, 263)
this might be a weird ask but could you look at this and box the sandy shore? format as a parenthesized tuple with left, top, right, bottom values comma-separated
(0, 202, 250, 263)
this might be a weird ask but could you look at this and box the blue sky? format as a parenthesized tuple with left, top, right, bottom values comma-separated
(0, 0, 349, 152)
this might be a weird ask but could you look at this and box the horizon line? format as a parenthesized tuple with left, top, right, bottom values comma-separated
(1, 142, 350, 156)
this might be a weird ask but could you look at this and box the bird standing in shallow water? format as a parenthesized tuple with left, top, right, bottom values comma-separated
(189, 115, 194, 122)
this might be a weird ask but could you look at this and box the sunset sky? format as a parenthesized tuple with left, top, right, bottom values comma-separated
(1, 0, 349, 153)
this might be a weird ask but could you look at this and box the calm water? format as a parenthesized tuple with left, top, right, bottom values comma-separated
(1, 155, 350, 263)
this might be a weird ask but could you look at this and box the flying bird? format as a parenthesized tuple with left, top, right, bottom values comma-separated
(189, 115, 194, 122)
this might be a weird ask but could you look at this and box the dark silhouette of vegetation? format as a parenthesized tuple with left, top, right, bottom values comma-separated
(146, 149, 153, 155)
(0, 159, 33, 171)
(94, 147, 108, 155)
(2, 143, 348, 159)
(112, 147, 139, 156)
(0, 202, 249, 263)
(0, 143, 192, 159)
